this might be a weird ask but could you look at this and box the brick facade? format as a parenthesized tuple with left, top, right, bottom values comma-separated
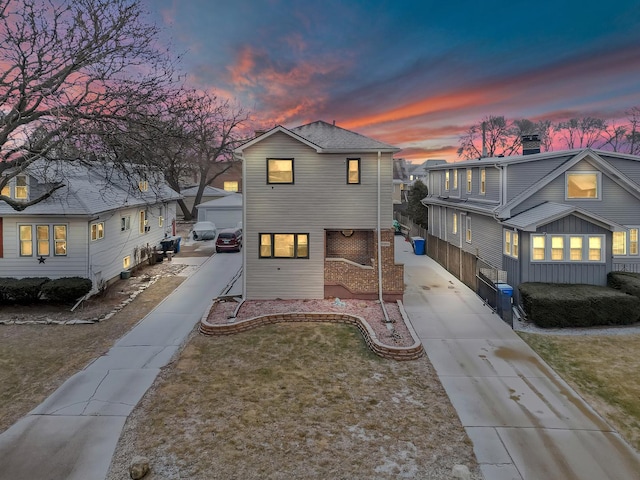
(324, 228, 404, 301)
(326, 230, 373, 265)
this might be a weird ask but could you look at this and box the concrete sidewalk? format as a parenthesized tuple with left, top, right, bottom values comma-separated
(397, 237, 640, 480)
(0, 252, 242, 480)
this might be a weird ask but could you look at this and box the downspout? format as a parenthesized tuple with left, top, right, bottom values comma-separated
(377, 150, 391, 323)
(241, 153, 247, 301)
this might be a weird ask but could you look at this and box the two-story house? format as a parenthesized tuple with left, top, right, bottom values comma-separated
(0, 160, 181, 291)
(234, 120, 404, 301)
(422, 148, 640, 304)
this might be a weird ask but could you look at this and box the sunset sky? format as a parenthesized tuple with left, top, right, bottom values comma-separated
(146, 0, 640, 163)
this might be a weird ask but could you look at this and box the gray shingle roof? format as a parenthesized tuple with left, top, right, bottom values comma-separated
(501, 202, 624, 231)
(290, 121, 399, 152)
(0, 160, 181, 217)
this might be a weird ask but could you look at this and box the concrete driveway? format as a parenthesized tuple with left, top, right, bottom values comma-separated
(0, 252, 242, 480)
(396, 238, 640, 480)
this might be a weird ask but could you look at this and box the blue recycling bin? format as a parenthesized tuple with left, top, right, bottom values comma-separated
(496, 283, 513, 297)
(496, 283, 514, 326)
(412, 236, 425, 255)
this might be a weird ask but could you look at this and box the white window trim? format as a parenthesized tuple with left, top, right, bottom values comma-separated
(466, 169, 472, 193)
(465, 216, 472, 243)
(480, 168, 486, 195)
(530, 233, 605, 263)
(453, 169, 458, 190)
(452, 213, 458, 235)
(91, 222, 105, 241)
(121, 215, 131, 232)
(565, 171, 601, 200)
(444, 171, 450, 191)
(613, 227, 640, 257)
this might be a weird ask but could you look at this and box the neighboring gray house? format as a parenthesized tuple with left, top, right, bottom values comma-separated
(234, 120, 404, 300)
(196, 193, 242, 229)
(179, 185, 230, 218)
(0, 160, 181, 290)
(422, 148, 640, 303)
(408, 159, 446, 183)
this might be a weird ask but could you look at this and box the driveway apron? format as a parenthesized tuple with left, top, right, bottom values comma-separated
(396, 238, 640, 480)
(0, 252, 242, 480)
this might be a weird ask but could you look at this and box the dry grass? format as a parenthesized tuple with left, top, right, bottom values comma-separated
(108, 323, 481, 480)
(0, 275, 185, 433)
(519, 332, 640, 451)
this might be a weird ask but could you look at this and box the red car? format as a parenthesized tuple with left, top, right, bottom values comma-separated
(215, 227, 243, 253)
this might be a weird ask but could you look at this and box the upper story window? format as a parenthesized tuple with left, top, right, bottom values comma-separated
(267, 158, 294, 184)
(566, 172, 600, 199)
(347, 158, 360, 184)
(1, 175, 29, 199)
(91, 222, 104, 241)
(139, 180, 149, 192)
(453, 169, 458, 190)
(480, 168, 486, 195)
(1, 183, 9, 196)
(444, 171, 450, 190)
(465, 216, 472, 243)
(259, 233, 309, 258)
(139, 210, 147, 234)
(466, 169, 472, 193)
(452, 213, 458, 234)
(121, 216, 131, 231)
(224, 181, 239, 192)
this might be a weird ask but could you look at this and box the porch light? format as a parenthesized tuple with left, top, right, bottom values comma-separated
(341, 230, 354, 237)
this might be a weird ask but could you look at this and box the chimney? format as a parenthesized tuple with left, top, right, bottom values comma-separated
(522, 134, 541, 155)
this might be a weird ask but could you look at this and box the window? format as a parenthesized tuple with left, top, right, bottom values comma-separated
(347, 158, 360, 184)
(91, 222, 104, 241)
(259, 233, 309, 258)
(53, 225, 67, 255)
(158, 216, 164, 228)
(452, 213, 458, 234)
(123, 255, 131, 269)
(566, 172, 599, 199)
(480, 168, 486, 194)
(121, 216, 131, 231)
(223, 181, 239, 192)
(19, 225, 33, 256)
(613, 232, 626, 255)
(453, 169, 458, 190)
(15, 175, 28, 199)
(631, 228, 639, 255)
(504, 230, 519, 258)
(139, 180, 149, 192)
(139, 210, 147, 234)
(570, 237, 583, 261)
(37, 225, 50, 256)
(1, 184, 8, 196)
(532, 235, 545, 260)
(267, 158, 294, 184)
(551, 236, 564, 261)
(589, 237, 602, 261)
(466, 169, 472, 192)
(465, 216, 472, 243)
(445, 171, 450, 190)
(532, 234, 603, 262)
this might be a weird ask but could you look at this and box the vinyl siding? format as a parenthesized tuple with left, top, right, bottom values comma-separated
(505, 156, 572, 201)
(512, 164, 640, 224)
(244, 131, 393, 299)
(461, 212, 504, 268)
(599, 155, 640, 186)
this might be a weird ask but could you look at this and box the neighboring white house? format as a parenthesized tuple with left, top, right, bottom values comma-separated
(196, 193, 242, 229)
(234, 120, 404, 301)
(179, 185, 231, 218)
(0, 160, 181, 290)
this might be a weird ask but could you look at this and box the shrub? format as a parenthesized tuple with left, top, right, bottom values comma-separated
(41, 277, 93, 303)
(0, 277, 50, 304)
(0, 278, 18, 303)
(518, 282, 640, 328)
(608, 272, 640, 300)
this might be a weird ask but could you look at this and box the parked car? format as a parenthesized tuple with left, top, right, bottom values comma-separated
(216, 227, 242, 252)
(192, 221, 217, 241)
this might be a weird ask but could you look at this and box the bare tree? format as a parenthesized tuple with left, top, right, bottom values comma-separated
(457, 115, 522, 159)
(554, 117, 607, 149)
(625, 107, 640, 155)
(601, 120, 628, 152)
(0, 0, 176, 211)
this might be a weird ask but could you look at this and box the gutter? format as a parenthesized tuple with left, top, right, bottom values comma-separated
(377, 150, 391, 323)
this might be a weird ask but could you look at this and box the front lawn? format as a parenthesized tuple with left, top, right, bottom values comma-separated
(519, 332, 640, 451)
(107, 323, 481, 480)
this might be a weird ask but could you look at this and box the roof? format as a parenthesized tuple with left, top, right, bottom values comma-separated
(235, 120, 400, 154)
(196, 193, 242, 209)
(181, 185, 230, 197)
(0, 160, 181, 217)
(501, 202, 626, 232)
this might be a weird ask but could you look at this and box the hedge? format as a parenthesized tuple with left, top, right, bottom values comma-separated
(607, 272, 640, 300)
(41, 277, 93, 303)
(518, 282, 640, 328)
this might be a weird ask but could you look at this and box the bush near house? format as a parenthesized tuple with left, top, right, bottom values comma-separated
(519, 282, 640, 328)
(607, 271, 640, 300)
(0, 277, 92, 305)
(41, 277, 93, 303)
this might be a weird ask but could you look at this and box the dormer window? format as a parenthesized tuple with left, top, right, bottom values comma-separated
(15, 175, 28, 199)
(139, 180, 149, 192)
(1, 184, 8, 196)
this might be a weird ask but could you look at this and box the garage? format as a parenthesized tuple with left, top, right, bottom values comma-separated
(195, 193, 242, 229)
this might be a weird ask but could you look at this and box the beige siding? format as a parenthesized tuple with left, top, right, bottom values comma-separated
(244, 132, 394, 299)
